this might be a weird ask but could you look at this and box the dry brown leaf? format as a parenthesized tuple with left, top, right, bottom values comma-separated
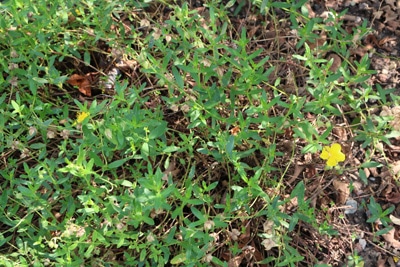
(287, 163, 305, 184)
(228, 254, 244, 267)
(332, 126, 347, 141)
(391, 160, 400, 175)
(304, 2, 315, 18)
(382, 228, 400, 249)
(327, 53, 342, 72)
(67, 73, 94, 96)
(333, 179, 350, 205)
(230, 126, 240, 136)
(386, 192, 400, 204)
(365, 34, 380, 47)
(227, 229, 241, 241)
(373, 10, 384, 20)
(389, 214, 400, 226)
(305, 165, 317, 178)
(378, 36, 397, 47)
(116, 59, 138, 70)
(350, 46, 370, 58)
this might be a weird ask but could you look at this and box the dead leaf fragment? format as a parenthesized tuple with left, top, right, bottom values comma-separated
(332, 126, 347, 141)
(386, 191, 400, 204)
(261, 238, 278, 251)
(382, 228, 400, 249)
(327, 53, 342, 72)
(227, 229, 240, 241)
(47, 130, 56, 139)
(67, 73, 94, 96)
(230, 126, 240, 136)
(389, 215, 400, 226)
(228, 254, 244, 267)
(333, 179, 350, 205)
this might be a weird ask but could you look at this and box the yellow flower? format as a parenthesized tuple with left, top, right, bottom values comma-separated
(76, 111, 89, 123)
(320, 143, 345, 167)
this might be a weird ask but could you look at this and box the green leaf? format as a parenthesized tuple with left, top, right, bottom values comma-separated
(270, 1, 290, 8)
(163, 146, 180, 153)
(17, 186, 34, 198)
(359, 169, 368, 184)
(148, 121, 167, 139)
(170, 253, 186, 265)
(121, 180, 133, 187)
(191, 206, 205, 221)
(375, 227, 393, 236)
(32, 77, 48, 84)
(0, 94, 6, 106)
(141, 142, 149, 157)
(0, 233, 12, 247)
(301, 143, 318, 154)
(291, 181, 305, 206)
(172, 66, 184, 90)
(107, 158, 129, 169)
(11, 100, 19, 111)
(30, 143, 46, 149)
(84, 244, 95, 258)
(361, 161, 382, 168)
(84, 51, 91, 65)
(226, 135, 235, 156)
(385, 131, 400, 139)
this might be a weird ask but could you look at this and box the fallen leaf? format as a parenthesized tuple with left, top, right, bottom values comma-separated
(377, 255, 386, 267)
(116, 59, 138, 70)
(228, 254, 244, 267)
(227, 229, 240, 241)
(327, 53, 342, 72)
(382, 228, 400, 249)
(230, 126, 240, 136)
(333, 179, 350, 205)
(261, 238, 278, 251)
(304, 2, 315, 18)
(391, 160, 400, 175)
(47, 129, 56, 139)
(390, 215, 400, 226)
(386, 192, 400, 204)
(332, 126, 347, 141)
(67, 73, 95, 96)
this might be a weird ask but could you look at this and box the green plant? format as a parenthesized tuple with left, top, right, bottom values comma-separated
(1, 0, 400, 266)
(366, 196, 394, 235)
(346, 252, 365, 267)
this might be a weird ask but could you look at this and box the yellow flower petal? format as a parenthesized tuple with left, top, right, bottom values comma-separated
(320, 147, 330, 160)
(326, 157, 337, 167)
(331, 144, 345, 161)
(335, 151, 345, 161)
(331, 143, 342, 153)
(76, 111, 89, 123)
(320, 143, 345, 167)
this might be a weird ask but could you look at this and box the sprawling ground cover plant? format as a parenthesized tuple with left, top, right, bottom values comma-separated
(1, 0, 399, 266)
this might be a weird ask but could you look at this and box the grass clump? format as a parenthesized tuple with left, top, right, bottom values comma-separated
(1, 0, 400, 266)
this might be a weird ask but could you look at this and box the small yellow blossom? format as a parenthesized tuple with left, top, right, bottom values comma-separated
(320, 143, 345, 167)
(76, 111, 89, 123)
